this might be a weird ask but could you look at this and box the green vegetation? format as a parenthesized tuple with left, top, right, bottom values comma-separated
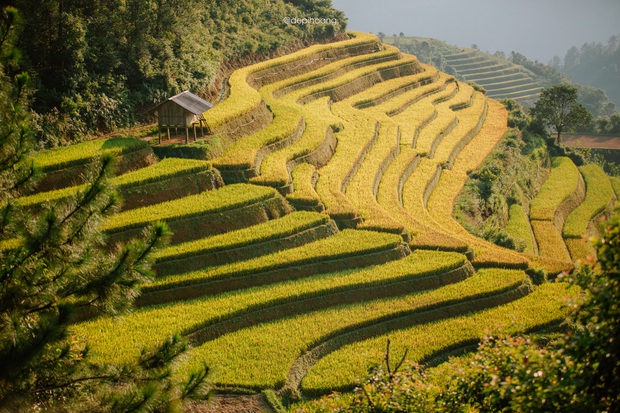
(102, 183, 278, 233)
(530, 157, 580, 221)
(301, 282, 576, 394)
(145, 230, 403, 291)
(530, 84, 593, 144)
(504, 204, 535, 254)
(0, 10, 208, 410)
(154, 211, 330, 261)
(563, 164, 614, 238)
(179, 269, 528, 389)
(561, 36, 620, 107)
(454, 121, 549, 252)
(14, 0, 346, 144)
(32, 137, 148, 171)
(74, 250, 468, 365)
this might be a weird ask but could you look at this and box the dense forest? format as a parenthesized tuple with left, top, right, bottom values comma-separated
(557, 35, 620, 109)
(4, 0, 346, 146)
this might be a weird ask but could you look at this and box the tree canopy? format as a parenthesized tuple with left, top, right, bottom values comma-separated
(562, 35, 620, 108)
(5, 0, 345, 146)
(530, 84, 592, 143)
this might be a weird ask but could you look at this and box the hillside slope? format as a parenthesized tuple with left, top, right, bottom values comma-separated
(10, 0, 346, 145)
(19, 32, 614, 409)
(385, 37, 542, 106)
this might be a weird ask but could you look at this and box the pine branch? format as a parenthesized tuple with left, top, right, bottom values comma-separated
(31, 374, 117, 394)
(57, 155, 113, 229)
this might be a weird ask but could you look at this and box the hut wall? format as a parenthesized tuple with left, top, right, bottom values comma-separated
(158, 101, 193, 127)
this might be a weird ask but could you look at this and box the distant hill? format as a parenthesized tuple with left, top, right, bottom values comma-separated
(384, 37, 543, 106)
(560, 36, 620, 108)
(442, 48, 542, 106)
(385, 36, 617, 116)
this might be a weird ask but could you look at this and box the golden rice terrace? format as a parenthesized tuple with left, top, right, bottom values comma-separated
(24, 32, 615, 400)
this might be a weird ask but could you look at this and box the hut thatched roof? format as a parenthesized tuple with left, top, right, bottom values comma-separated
(156, 91, 213, 115)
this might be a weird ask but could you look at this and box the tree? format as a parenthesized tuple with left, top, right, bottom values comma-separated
(377, 32, 385, 42)
(0, 7, 209, 411)
(530, 84, 592, 144)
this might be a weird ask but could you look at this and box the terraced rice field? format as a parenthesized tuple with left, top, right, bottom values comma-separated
(442, 48, 543, 106)
(19, 32, 615, 405)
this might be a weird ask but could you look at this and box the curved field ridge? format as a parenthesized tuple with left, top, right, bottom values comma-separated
(302, 282, 579, 394)
(41, 33, 606, 399)
(505, 204, 536, 255)
(563, 164, 615, 259)
(206, 32, 380, 132)
(152, 211, 337, 275)
(530, 157, 582, 223)
(530, 157, 585, 262)
(74, 250, 467, 364)
(32, 137, 149, 171)
(145, 230, 405, 291)
(102, 183, 279, 233)
(441, 47, 542, 106)
(17, 158, 218, 210)
(563, 164, 614, 239)
(176, 269, 531, 389)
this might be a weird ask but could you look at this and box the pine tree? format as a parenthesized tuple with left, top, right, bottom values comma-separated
(0, 7, 210, 411)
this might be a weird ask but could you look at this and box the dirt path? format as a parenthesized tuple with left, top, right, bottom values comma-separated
(187, 393, 275, 413)
(561, 134, 620, 149)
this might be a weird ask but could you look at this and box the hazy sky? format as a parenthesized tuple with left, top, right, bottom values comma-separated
(331, 0, 620, 62)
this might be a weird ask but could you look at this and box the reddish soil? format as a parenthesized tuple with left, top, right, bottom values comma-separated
(561, 134, 620, 149)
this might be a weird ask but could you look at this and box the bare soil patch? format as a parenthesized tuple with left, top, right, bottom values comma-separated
(561, 134, 620, 149)
(187, 393, 274, 413)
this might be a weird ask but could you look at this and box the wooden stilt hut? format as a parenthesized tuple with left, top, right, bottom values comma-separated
(154, 91, 213, 144)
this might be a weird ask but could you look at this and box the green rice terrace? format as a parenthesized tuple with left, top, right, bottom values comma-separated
(22, 32, 615, 405)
